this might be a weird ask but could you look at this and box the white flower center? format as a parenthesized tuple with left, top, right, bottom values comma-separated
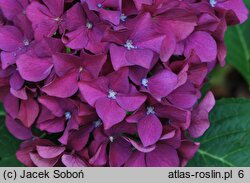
(210, 0, 217, 7)
(54, 17, 61, 22)
(146, 106, 155, 115)
(97, 3, 102, 8)
(109, 136, 114, 142)
(124, 40, 137, 50)
(86, 22, 93, 29)
(23, 39, 29, 46)
(93, 119, 102, 128)
(108, 89, 117, 99)
(141, 78, 149, 87)
(120, 13, 127, 22)
(65, 112, 72, 120)
(79, 67, 83, 72)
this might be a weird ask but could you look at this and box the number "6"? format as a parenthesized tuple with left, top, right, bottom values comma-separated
(238, 170, 244, 178)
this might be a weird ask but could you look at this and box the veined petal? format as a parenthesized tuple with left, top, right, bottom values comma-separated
(16, 54, 53, 82)
(138, 114, 162, 147)
(95, 98, 126, 129)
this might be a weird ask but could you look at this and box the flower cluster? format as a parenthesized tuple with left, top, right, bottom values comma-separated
(0, 0, 248, 167)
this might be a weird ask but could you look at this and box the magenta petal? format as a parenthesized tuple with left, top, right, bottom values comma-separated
(16, 54, 53, 82)
(198, 91, 215, 112)
(5, 114, 33, 140)
(68, 125, 94, 151)
(185, 31, 217, 62)
(63, 28, 88, 49)
(29, 152, 59, 167)
(17, 98, 39, 128)
(62, 154, 87, 167)
(133, 0, 152, 10)
(116, 93, 146, 112)
(26, 1, 58, 40)
(42, 72, 79, 98)
(160, 32, 176, 62)
(99, 9, 121, 25)
(126, 49, 154, 69)
(110, 44, 131, 70)
(53, 53, 81, 76)
(37, 117, 65, 133)
(3, 93, 19, 118)
(83, 53, 107, 79)
(78, 79, 108, 106)
(10, 72, 24, 90)
(16, 142, 35, 167)
(36, 146, 65, 159)
(126, 108, 145, 123)
(58, 116, 79, 145)
(34, 37, 64, 57)
(146, 144, 179, 167)
(167, 82, 199, 109)
(109, 138, 132, 167)
(10, 88, 28, 100)
(124, 137, 156, 153)
(0, 0, 24, 20)
(148, 70, 178, 98)
(125, 151, 146, 167)
(156, 104, 191, 130)
(63, 3, 86, 30)
(42, 0, 64, 17)
(95, 98, 126, 129)
(178, 140, 200, 167)
(137, 34, 166, 54)
(38, 96, 64, 117)
(1, 51, 18, 69)
(0, 25, 23, 51)
(89, 143, 108, 166)
(217, 0, 249, 24)
(138, 115, 162, 147)
(189, 91, 215, 138)
(109, 68, 129, 93)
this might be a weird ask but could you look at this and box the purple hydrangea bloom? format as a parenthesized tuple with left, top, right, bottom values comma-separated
(79, 68, 146, 129)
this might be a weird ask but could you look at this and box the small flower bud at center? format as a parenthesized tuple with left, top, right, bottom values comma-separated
(65, 112, 72, 120)
(141, 78, 149, 87)
(86, 22, 93, 29)
(146, 106, 155, 115)
(108, 89, 117, 100)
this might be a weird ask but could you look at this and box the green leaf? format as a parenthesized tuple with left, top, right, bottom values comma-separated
(0, 115, 22, 167)
(188, 98, 250, 167)
(0, 103, 5, 117)
(66, 47, 71, 53)
(225, 0, 250, 88)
